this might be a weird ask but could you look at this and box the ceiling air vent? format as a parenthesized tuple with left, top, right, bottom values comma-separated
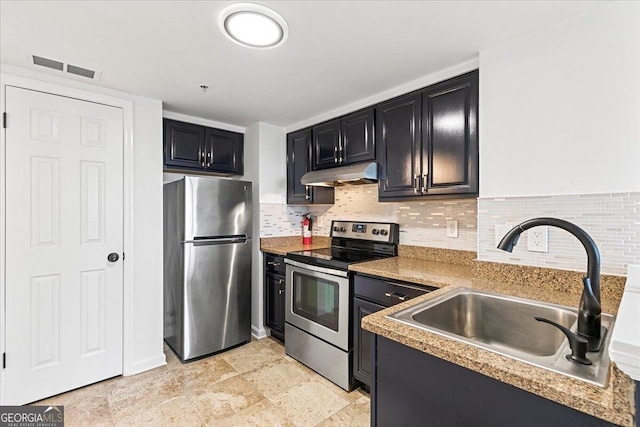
(31, 55, 101, 80)
(66, 64, 95, 79)
(32, 55, 64, 71)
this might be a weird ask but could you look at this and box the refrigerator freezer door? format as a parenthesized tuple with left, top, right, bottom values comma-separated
(181, 239, 252, 360)
(184, 177, 252, 240)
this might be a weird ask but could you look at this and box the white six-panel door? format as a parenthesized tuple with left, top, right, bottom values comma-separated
(4, 86, 124, 404)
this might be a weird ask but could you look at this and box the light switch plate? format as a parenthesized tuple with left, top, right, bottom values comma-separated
(527, 227, 549, 253)
(446, 220, 458, 238)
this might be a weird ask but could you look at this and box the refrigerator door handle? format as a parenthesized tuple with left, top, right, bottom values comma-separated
(182, 235, 249, 245)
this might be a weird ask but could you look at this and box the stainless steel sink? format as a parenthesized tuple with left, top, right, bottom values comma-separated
(388, 287, 615, 387)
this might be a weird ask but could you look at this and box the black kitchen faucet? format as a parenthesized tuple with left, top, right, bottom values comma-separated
(497, 218, 606, 364)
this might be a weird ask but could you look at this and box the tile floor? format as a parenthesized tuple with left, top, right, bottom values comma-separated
(35, 337, 370, 426)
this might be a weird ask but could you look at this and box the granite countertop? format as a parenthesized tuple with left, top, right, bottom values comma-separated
(354, 257, 635, 426)
(260, 236, 331, 256)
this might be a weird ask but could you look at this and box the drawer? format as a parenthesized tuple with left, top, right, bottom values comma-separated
(354, 274, 435, 307)
(264, 253, 286, 274)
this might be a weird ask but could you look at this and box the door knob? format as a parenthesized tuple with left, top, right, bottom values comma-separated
(107, 253, 120, 263)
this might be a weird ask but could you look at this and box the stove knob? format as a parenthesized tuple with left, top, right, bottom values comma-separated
(372, 229, 379, 235)
(333, 226, 339, 232)
(380, 229, 388, 236)
(339, 227, 346, 232)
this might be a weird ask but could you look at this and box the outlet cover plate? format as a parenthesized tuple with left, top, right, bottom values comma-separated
(446, 220, 458, 238)
(527, 227, 549, 253)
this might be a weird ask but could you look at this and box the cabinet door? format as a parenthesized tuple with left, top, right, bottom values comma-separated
(287, 129, 312, 204)
(376, 92, 423, 199)
(287, 129, 334, 205)
(422, 70, 478, 195)
(164, 119, 206, 169)
(342, 108, 375, 165)
(312, 119, 341, 170)
(205, 128, 244, 175)
(353, 297, 385, 387)
(265, 272, 285, 332)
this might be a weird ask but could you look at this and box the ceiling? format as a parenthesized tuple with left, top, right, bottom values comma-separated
(0, 1, 603, 128)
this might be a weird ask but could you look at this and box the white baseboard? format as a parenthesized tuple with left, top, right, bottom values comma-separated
(252, 325, 268, 339)
(124, 353, 167, 376)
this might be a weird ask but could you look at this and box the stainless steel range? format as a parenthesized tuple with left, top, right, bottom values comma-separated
(284, 220, 399, 391)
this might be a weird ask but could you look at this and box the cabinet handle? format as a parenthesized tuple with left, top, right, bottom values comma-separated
(385, 292, 408, 301)
(338, 157, 344, 163)
(278, 289, 284, 294)
(413, 175, 420, 193)
(305, 185, 311, 200)
(267, 262, 281, 266)
(200, 151, 206, 168)
(206, 152, 212, 168)
(421, 174, 428, 193)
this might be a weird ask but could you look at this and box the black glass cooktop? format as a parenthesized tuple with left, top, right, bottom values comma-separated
(286, 247, 391, 271)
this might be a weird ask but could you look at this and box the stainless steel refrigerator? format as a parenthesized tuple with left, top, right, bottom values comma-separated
(163, 176, 252, 360)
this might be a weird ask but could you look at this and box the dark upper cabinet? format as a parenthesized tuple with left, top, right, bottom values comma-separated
(205, 128, 244, 175)
(312, 120, 341, 170)
(423, 71, 478, 196)
(342, 108, 375, 165)
(163, 118, 244, 176)
(164, 119, 206, 169)
(287, 128, 335, 205)
(311, 108, 376, 170)
(377, 70, 478, 200)
(376, 92, 423, 199)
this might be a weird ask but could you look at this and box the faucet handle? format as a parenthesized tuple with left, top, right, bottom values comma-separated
(581, 277, 601, 315)
(534, 317, 592, 365)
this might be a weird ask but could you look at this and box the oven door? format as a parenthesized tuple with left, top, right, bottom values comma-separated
(285, 259, 350, 351)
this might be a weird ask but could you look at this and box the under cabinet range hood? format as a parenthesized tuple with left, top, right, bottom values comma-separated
(301, 162, 378, 187)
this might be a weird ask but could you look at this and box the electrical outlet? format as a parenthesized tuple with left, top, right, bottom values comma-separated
(495, 224, 514, 247)
(316, 215, 324, 228)
(527, 227, 549, 253)
(446, 220, 458, 238)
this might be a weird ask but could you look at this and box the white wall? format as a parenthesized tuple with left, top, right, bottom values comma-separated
(243, 123, 265, 338)
(479, 2, 640, 198)
(258, 123, 286, 204)
(0, 64, 165, 375)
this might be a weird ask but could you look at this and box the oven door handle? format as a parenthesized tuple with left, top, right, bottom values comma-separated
(284, 259, 349, 278)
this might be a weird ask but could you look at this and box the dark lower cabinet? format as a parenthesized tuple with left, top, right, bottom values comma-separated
(264, 253, 286, 342)
(353, 274, 432, 390)
(164, 118, 244, 175)
(372, 335, 616, 427)
(287, 128, 334, 205)
(353, 297, 384, 388)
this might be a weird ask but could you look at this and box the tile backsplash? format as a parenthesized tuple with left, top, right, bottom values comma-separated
(260, 185, 638, 276)
(260, 184, 478, 251)
(478, 192, 640, 276)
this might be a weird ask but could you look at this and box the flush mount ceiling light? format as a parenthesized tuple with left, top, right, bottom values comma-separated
(219, 3, 288, 49)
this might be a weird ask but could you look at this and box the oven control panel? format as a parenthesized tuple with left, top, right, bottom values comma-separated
(330, 221, 399, 243)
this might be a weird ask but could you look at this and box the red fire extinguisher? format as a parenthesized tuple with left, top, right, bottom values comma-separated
(302, 214, 313, 245)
